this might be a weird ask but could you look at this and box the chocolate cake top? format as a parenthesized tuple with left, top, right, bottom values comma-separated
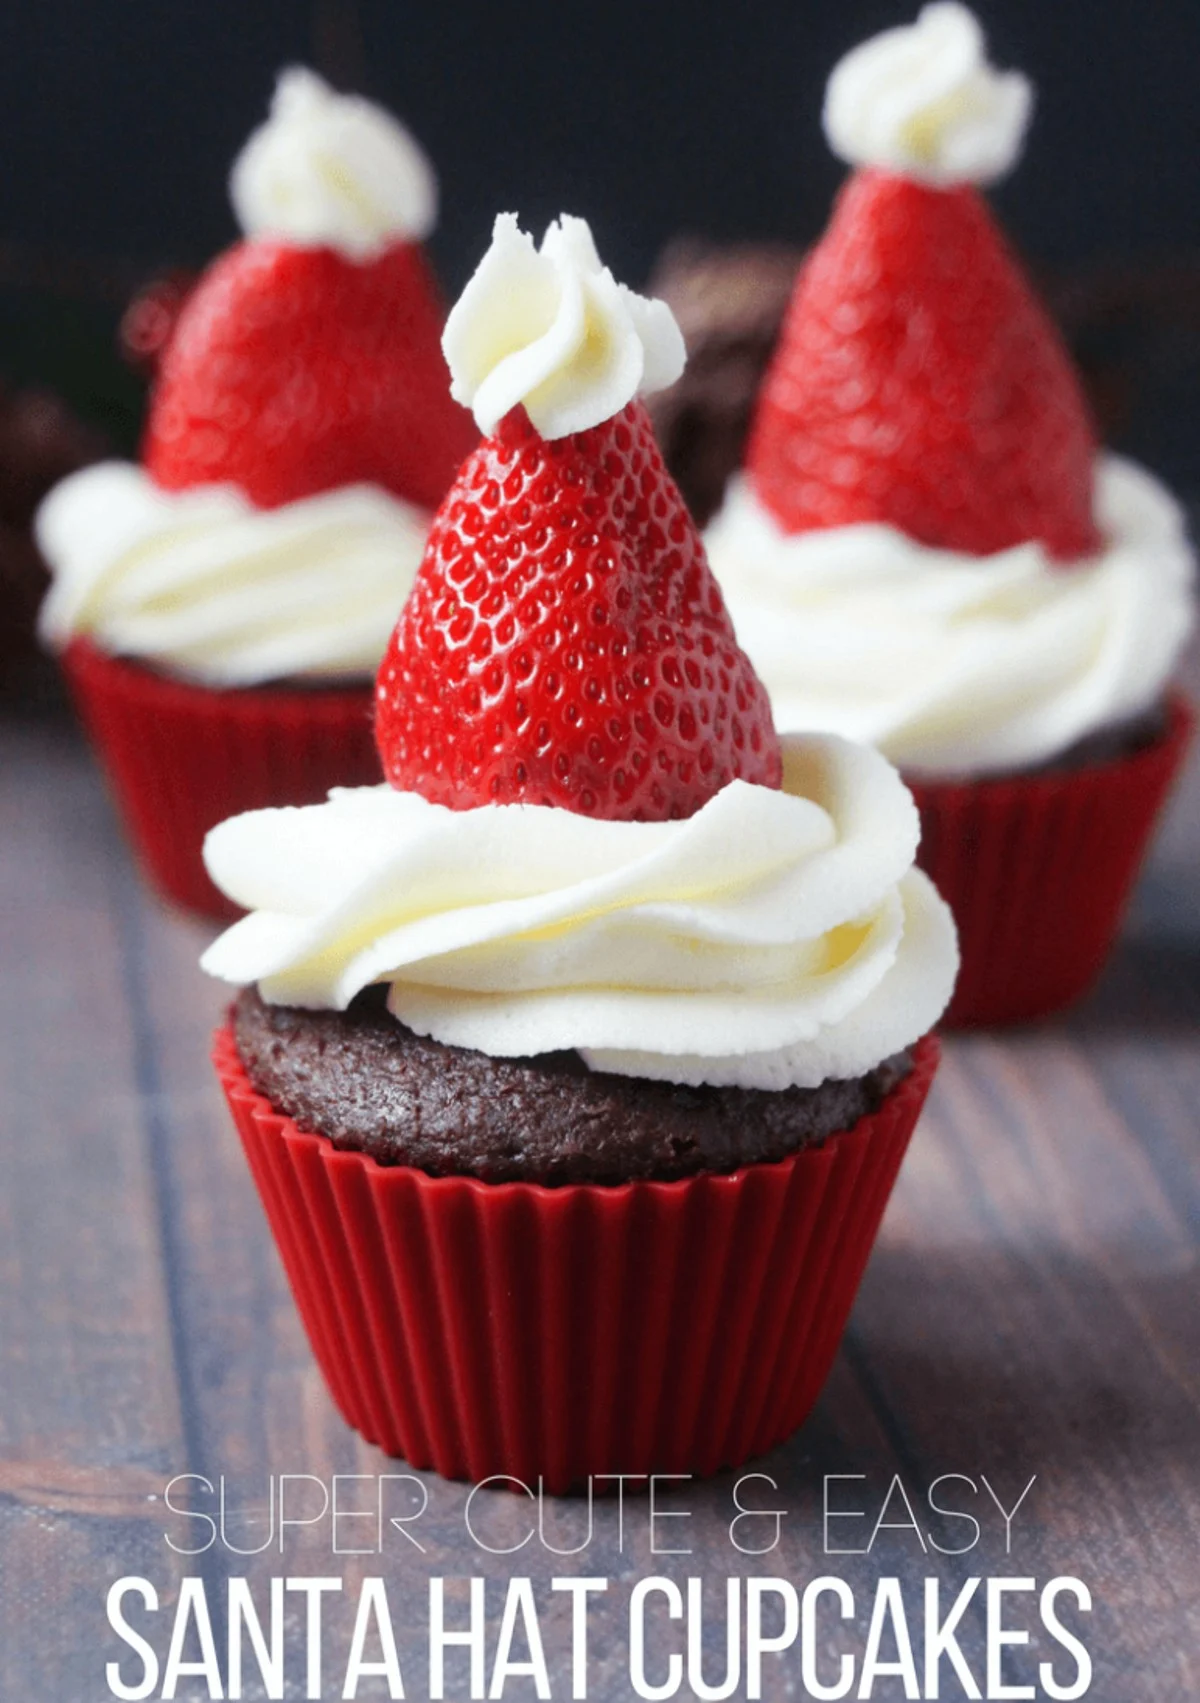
(233, 984, 910, 1187)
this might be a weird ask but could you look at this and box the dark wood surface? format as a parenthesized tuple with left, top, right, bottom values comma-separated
(2, 647, 1198, 1702)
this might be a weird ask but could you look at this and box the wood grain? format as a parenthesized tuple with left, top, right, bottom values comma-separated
(0, 718, 188, 1699)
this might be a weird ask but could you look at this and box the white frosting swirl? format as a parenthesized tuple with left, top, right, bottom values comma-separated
(706, 456, 1195, 777)
(200, 736, 958, 1091)
(443, 213, 685, 439)
(823, 3, 1032, 186)
(230, 67, 437, 258)
(36, 462, 430, 686)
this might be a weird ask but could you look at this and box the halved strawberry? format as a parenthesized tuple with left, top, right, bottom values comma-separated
(143, 240, 477, 510)
(376, 400, 781, 819)
(747, 169, 1100, 561)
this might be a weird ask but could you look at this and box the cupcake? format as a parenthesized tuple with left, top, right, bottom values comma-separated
(36, 69, 477, 917)
(706, 4, 1195, 1026)
(201, 212, 958, 1490)
(0, 384, 108, 707)
(645, 238, 804, 527)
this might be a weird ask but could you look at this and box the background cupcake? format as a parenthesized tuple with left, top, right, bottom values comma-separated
(0, 383, 107, 707)
(202, 213, 958, 1489)
(35, 69, 476, 917)
(705, 4, 1196, 1025)
(644, 237, 805, 528)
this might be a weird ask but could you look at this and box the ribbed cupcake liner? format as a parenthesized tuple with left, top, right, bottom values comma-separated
(62, 639, 382, 919)
(909, 692, 1194, 1028)
(213, 1025, 939, 1492)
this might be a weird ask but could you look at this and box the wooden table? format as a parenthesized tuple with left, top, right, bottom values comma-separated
(2, 653, 1198, 1702)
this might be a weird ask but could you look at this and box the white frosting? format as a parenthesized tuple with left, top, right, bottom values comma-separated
(200, 736, 958, 1091)
(443, 213, 686, 439)
(823, 3, 1032, 186)
(706, 456, 1195, 778)
(36, 462, 430, 686)
(230, 67, 436, 258)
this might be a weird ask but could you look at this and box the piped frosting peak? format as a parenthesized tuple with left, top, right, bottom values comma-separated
(823, 3, 1032, 187)
(443, 213, 685, 439)
(230, 67, 437, 258)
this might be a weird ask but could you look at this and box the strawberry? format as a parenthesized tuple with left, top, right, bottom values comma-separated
(142, 240, 477, 510)
(746, 169, 1100, 561)
(376, 399, 781, 819)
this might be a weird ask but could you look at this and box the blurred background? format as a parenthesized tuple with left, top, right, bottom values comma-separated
(0, 0, 1197, 693)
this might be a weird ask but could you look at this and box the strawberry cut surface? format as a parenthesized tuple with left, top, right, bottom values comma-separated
(143, 240, 477, 511)
(747, 170, 1100, 561)
(376, 401, 781, 820)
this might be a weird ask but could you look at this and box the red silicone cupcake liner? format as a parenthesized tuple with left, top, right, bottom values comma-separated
(62, 638, 382, 919)
(909, 691, 1194, 1028)
(213, 1025, 939, 1492)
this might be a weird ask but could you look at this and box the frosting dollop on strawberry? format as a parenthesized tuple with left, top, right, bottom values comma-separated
(230, 67, 437, 257)
(443, 214, 685, 439)
(823, 3, 1032, 187)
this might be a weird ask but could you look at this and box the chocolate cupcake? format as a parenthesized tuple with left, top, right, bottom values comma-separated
(645, 239, 803, 527)
(705, 6, 1195, 1025)
(231, 982, 912, 1185)
(35, 69, 475, 916)
(203, 212, 957, 1490)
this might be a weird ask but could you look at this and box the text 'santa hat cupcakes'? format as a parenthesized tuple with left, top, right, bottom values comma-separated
(200, 212, 958, 1490)
(36, 70, 477, 917)
(707, 4, 1195, 1026)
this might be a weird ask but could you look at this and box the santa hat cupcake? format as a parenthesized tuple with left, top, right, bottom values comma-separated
(202, 212, 958, 1487)
(37, 69, 477, 917)
(708, 4, 1194, 1025)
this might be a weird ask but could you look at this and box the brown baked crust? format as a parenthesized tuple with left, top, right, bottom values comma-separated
(232, 984, 912, 1186)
